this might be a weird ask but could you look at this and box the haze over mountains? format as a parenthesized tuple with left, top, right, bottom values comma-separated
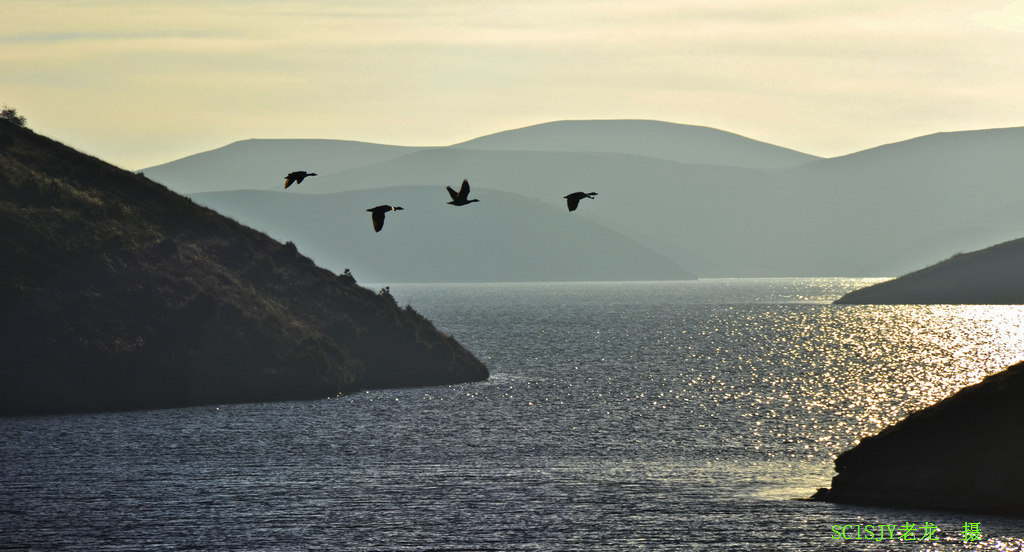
(191, 186, 692, 283)
(143, 120, 1024, 281)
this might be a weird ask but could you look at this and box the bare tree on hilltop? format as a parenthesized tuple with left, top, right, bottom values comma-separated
(1, 105, 26, 127)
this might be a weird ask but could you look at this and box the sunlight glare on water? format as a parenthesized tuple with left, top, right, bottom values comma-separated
(3, 279, 1024, 550)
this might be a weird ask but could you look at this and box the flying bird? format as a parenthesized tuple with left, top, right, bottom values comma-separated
(446, 179, 479, 206)
(284, 171, 317, 189)
(564, 191, 598, 212)
(366, 205, 404, 232)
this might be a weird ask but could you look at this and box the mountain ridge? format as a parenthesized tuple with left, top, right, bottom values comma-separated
(449, 119, 820, 169)
(142, 138, 426, 194)
(141, 120, 1024, 280)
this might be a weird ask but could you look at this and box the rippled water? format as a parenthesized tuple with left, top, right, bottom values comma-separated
(3, 279, 1024, 550)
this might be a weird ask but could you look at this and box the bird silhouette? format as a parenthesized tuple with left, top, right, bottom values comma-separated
(366, 205, 404, 232)
(564, 191, 598, 211)
(446, 179, 480, 206)
(284, 171, 317, 189)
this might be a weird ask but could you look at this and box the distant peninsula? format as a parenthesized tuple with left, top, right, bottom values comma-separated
(811, 360, 1024, 516)
(0, 120, 488, 416)
(834, 237, 1024, 304)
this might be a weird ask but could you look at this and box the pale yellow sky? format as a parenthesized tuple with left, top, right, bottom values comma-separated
(4, 0, 1024, 169)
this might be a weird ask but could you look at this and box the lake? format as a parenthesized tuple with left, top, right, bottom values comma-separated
(3, 278, 1024, 550)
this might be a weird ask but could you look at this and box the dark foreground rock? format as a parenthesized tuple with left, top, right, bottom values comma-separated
(811, 360, 1024, 516)
(0, 120, 487, 416)
(835, 237, 1024, 304)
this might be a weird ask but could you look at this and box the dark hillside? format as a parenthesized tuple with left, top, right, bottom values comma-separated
(834, 237, 1024, 304)
(0, 121, 487, 416)
(812, 360, 1024, 515)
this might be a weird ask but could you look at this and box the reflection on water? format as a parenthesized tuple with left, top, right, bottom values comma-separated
(2, 279, 1024, 550)
(392, 280, 1024, 458)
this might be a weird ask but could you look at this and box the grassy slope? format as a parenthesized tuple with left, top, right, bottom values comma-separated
(0, 121, 487, 415)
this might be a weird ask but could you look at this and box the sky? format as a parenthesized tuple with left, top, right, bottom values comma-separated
(4, 0, 1024, 170)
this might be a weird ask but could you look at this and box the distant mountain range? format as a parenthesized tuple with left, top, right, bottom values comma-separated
(192, 186, 693, 283)
(142, 119, 1024, 281)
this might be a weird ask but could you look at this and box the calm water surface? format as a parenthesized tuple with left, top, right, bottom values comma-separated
(3, 279, 1024, 551)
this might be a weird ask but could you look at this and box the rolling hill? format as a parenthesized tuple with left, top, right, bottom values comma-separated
(450, 119, 820, 168)
(0, 120, 488, 416)
(142, 121, 1024, 280)
(141, 138, 425, 194)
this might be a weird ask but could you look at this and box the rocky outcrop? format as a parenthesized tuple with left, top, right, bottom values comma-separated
(0, 120, 487, 416)
(835, 237, 1024, 304)
(811, 360, 1024, 516)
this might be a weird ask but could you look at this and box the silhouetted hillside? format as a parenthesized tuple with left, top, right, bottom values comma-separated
(0, 121, 487, 416)
(812, 360, 1024, 516)
(834, 237, 1024, 304)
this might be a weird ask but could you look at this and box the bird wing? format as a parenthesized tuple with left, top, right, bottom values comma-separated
(446, 186, 460, 201)
(284, 177, 294, 189)
(566, 197, 580, 211)
(371, 210, 385, 232)
(459, 179, 470, 199)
